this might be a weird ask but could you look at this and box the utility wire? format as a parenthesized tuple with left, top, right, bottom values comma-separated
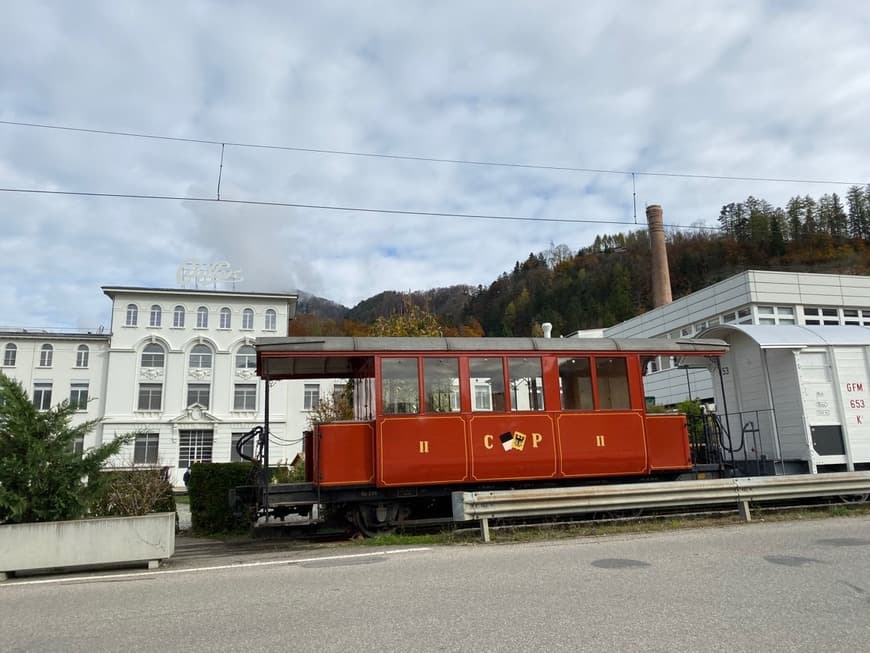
(0, 186, 721, 230)
(1, 119, 866, 187)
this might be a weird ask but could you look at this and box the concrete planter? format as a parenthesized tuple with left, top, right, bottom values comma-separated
(0, 512, 175, 579)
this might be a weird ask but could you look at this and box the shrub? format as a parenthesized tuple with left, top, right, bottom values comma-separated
(91, 466, 177, 518)
(0, 372, 130, 524)
(188, 461, 257, 534)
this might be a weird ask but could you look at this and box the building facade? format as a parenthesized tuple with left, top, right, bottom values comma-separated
(0, 286, 316, 487)
(594, 270, 870, 407)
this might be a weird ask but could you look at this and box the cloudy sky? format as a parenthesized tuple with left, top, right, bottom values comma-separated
(2, 1, 869, 330)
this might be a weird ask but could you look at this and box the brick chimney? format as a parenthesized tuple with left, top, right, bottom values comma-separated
(646, 204, 673, 307)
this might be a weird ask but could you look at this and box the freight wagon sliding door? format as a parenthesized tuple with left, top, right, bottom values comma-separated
(798, 350, 847, 467)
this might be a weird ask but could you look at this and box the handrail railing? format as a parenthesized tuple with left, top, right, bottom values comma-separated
(452, 471, 870, 541)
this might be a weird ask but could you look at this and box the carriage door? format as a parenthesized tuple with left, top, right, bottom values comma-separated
(799, 350, 846, 461)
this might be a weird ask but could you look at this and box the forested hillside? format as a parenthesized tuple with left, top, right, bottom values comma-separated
(292, 187, 870, 337)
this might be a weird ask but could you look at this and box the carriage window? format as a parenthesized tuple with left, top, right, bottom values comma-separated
(423, 358, 460, 413)
(509, 357, 544, 411)
(596, 357, 631, 409)
(558, 357, 593, 410)
(469, 358, 506, 412)
(381, 358, 419, 414)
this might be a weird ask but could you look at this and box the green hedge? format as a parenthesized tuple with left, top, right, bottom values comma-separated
(188, 462, 257, 534)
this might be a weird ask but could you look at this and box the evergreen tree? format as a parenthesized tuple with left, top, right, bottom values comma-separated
(785, 196, 804, 241)
(0, 372, 130, 524)
(846, 185, 868, 240)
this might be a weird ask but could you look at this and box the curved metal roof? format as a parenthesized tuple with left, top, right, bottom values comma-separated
(256, 335, 728, 354)
(699, 324, 870, 348)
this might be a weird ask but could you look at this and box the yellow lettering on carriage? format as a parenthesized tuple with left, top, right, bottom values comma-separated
(484, 434, 494, 450)
(532, 433, 543, 448)
(419, 440, 429, 454)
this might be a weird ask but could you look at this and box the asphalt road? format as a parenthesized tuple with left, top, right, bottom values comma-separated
(2, 517, 869, 652)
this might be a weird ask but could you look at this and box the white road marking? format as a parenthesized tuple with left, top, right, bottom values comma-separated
(0, 547, 432, 588)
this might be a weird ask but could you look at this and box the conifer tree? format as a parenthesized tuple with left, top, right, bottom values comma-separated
(0, 372, 129, 524)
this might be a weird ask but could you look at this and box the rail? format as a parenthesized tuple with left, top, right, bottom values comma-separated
(451, 471, 870, 542)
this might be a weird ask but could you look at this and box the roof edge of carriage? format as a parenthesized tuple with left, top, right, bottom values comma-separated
(254, 335, 728, 354)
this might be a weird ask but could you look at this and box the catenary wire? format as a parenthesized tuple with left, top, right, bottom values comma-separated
(1, 118, 866, 186)
(0, 186, 721, 230)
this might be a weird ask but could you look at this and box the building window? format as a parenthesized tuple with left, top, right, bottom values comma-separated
(242, 308, 254, 330)
(69, 383, 89, 411)
(39, 344, 53, 367)
(71, 436, 84, 456)
(178, 429, 213, 467)
(149, 305, 162, 327)
(264, 308, 277, 331)
(137, 383, 163, 411)
(126, 304, 138, 326)
(75, 344, 89, 368)
(33, 382, 52, 410)
(219, 307, 232, 329)
(234, 384, 257, 410)
(134, 432, 160, 465)
(303, 383, 321, 410)
(187, 383, 210, 409)
(509, 357, 545, 411)
(173, 305, 185, 328)
(231, 432, 255, 462)
(3, 343, 16, 366)
(196, 306, 208, 328)
(803, 307, 840, 326)
(189, 344, 212, 369)
(843, 309, 870, 326)
(423, 358, 460, 413)
(469, 357, 505, 412)
(235, 345, 256, 369)
(141, 343, 165, 368)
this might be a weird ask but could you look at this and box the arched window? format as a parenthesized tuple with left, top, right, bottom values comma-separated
(264, 308, 277, 331)
(76, 344, 89, 368)
(141, 343, 165, 368)
(242, 308, 254, 330)
(173, 305, 185, 328)
(126, 304, 138, 327)
(190, 344, 212, 369)
(3, 343, 17, 366)
(219, 307, 232, 329)
(235, 345, 256, 369)
(150, 305, 162, 327)
(39, 344, 53, 367)
(196, 306, 208, 328)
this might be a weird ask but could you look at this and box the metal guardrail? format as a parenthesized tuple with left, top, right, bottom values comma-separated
(451, 471, 870, 542)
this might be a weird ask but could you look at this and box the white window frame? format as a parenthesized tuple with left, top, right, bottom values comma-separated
(186, 383, 211, 409)
(150, 305, 162, 327)
(33, 382, 52, 410)
(178, 429, 214, 467)
(264, 308, 277, 331)
(134, 432, 160, 465)
(234, 384, 257, 411)
(173, 305, 185, 328)
(196, 306, 209, 329)
(141, 343, 165, 368)
(231, 431, 255, 462)
(219, 307, 232, 329)
(126, 304, 138, 327)
(39, 344, 53, 367)
(235, 345, 256, 369)
(189, 344, 213, 369)
(69, 383, 89, 411)
(3, 343, 17, 366)
(75, 344, 89, 368)
(137, 383, 163, 411)
(303, 383, 320, 410)
(242, 308, 254, 330)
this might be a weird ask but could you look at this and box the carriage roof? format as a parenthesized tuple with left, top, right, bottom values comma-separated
(255, 336, 728, 379)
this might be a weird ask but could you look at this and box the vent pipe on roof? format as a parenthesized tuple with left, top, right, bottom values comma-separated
(542, 322, 553, 338)
(646, 204, 673, 307)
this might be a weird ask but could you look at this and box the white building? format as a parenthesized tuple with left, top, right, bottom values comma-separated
(0, 286, 323, 487)
(597, 270, 870, 407)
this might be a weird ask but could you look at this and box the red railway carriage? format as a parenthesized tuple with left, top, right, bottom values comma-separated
(253, 336, 727, 531)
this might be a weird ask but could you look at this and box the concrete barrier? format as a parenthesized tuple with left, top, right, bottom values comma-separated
(0, 512, 175, 579)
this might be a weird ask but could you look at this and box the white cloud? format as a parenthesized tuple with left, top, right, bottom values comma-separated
(2, 1, 869, 328)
